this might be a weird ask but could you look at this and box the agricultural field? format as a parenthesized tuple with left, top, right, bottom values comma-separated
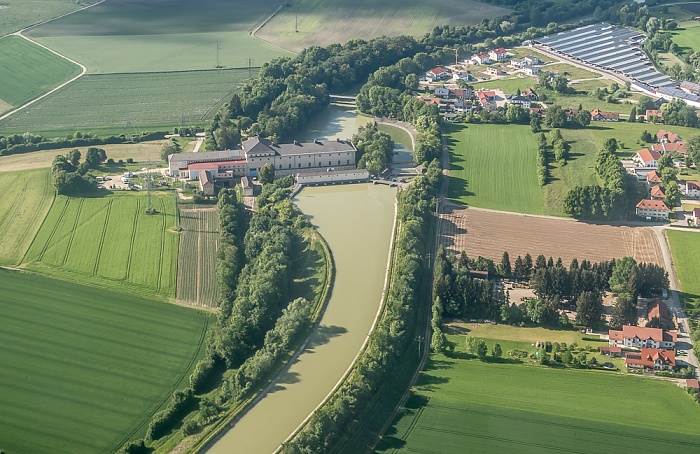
(545, 62, 601, 80)
(439, 205, 664, 266)
(0, 169, 54, 265)
(26, 0, 291, 73)
(446, 123, 545, 214)
(378, 335, 700, 454)
(176, 206, 219, 308)
(0, 35, 79, 112)
(0, 69, 251, 135)
(256, 0, 512, 53)
(0, 267, 209, 454)
(0, 141, 171, 172)
(667, 229, 700, 315)
(24, 193, 179, 299)
(0, 0, 100, 36)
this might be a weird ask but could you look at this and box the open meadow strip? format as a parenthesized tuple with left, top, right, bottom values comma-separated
(380, 351, 700, 454)
(667, 230, 700, 313)
(96, 196, 137, 281)
(439, 206, 664, 266)
(0, 35, 80, 108)
(0, 169, 55, 265)
(446, 123, 545, 214)
(64, 198, 111, 274)
(0, 268, 210, 454)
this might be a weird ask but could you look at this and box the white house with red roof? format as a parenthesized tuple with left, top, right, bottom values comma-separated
(470, 53, 492, 65)
(426, 66, 449, 82)
(609, 325, 676, 350)
(488, 47, 508, 61)
(649, 185, 665, 200)
(649, 142, 687, 156)
(685, 181, 700, 198)
(645, 109, 664, 123)
(636, 199, 671, 219)
(590, 109, 619, 121)
(476, 90, 498, 111)
(634, 148, 661, 168)
(625, 348, 676, 371)
(657, 130, 681, 143)
(646, 170, 662, 188)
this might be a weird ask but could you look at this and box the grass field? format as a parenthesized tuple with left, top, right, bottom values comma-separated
(446, 123, 545, 214)
(0, 0, 100, 36)
(0, 35, 79, 111)
(0, 141, 171, 172)
(256, 0, 512, 53)
(27, 0, 291, 73)
(670, 21, 700, 57)
(176, 206, 219, 308)
(0, 267, 209, 454)
(0, 169, 55, 265)
(378, 337, 700, 453)
(0, 69, 251, 134)
(545, 62, 601, 80)
(24, 193, 179, 299)
(667, 229, 700, 315)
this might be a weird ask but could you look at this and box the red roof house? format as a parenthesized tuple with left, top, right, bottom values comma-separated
(609, 325, 676, 349)
(591, 109, 619, 121)
(657, 130, 681, 143)
(634, 148, 661, 167)
(649, 185, 665, 200)
(647, 170, 662, 185)
(625, 348, 676, 370)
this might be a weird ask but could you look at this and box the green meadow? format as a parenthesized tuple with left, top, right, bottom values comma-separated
(0, 35, 79, 111)
(24, 193, 179, 299)
(667, 229, 700, 315)
(0, 268, 209, 454)
(0, 0, 100, 36)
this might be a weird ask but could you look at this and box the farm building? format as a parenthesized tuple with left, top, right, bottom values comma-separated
(609, 325, 676, 350)
(240, 176, 253, 197)
(599, 346, 622, 357)
(167, 137, 357, 181)
(635, 199, 671, 220)
(590, 109, 619, 121)
(686, 181, 700, 198)
(198, 170, 214, 195)
(625, 348, 676, 371)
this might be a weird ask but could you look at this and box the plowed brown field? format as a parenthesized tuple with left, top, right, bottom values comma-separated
(439, 205, 664, 266)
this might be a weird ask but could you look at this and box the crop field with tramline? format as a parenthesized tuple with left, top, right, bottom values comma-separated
(24, 193, 178, 299)
(379, 340, 700, 454)
(0, 268, 209, 454)
(176, 206, 219, 308)
(0, 169, 55, 266)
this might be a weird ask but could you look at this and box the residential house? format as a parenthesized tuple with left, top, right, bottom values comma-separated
(657, 130, 681, 143)
(647, 299, 672, 330)
(507, 94, 532, 108)
(685, 180, 700, 198)
(486, 66, 503, 76)
(476, 90, 498, 111)
(449, 88, 471, 100)
(524, 55, 543, 65)
(608, 325, 676, 349)
(522, 88, 539, 100)
(452, 71, 473, 83)
(599, 346, 622, 357)
(434, 87, 450, 99)
(645, 109, 664, 123)
(625, 348, 676, 371)
(649, 185, 665, 200)
(634, 148, 661, 168)
(650, 142, 687, 156)
(522, 66, 540, 76)
(471, 53, 491, 65)
(509, 58, 526, 69)
(489, 47, 508, 61)
(590, 109, 619, 121)
(426, 66, 449, 82)
(529, 107, 546, 117)
(453, 100, 473, 114)
(635, 199, 671, 220)
(646, 170, 662, 188)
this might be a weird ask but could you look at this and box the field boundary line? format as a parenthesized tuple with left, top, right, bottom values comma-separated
(249, 2, 299, 55)
(18, 172, 56, 266)
(0, 0, 105, 40)
(0, 174, 28, 231)
(35, 197, 69, 262)
(156, 197, 167, 293)
(0, 33, 88, 122)
(93, 199, 112, 276)
(62, 198, 84, 265)
(126, 198, 140, 280)
(78, 67, 261, 77)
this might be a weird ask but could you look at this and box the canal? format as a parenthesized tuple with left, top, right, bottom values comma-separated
(205, 104, 401, 453)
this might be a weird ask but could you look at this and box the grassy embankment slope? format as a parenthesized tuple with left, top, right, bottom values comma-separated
(0, 169, 55, 265)
(26, 0, 291, 73)
(0, 268, 209, 454)
(256, 0, 511, 52)
(667, 229, 700, 315)
(23, 193, 179, 300)
(378, 328, 700, 454)
(0, 35, 80, 114)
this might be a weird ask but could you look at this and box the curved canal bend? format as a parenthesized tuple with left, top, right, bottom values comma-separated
(205, 183, 396, 453)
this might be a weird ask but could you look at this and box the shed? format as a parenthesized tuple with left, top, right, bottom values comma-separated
(199, 170, 214, 195)
(241, 176, 254, 197)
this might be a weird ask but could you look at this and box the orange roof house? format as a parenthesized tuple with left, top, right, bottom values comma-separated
(625, 348, 676, 370)
(657, 130, 681, 143)
(647, 170, 662, 185)
(649, 185, 665, 200)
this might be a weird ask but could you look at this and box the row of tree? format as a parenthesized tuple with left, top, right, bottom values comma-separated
(1, 130, 165, 156)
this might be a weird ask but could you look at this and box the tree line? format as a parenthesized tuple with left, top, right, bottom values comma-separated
(51, 147, 107, 194)
(0, 130, 167, 156)
(351, 123, 395, 176)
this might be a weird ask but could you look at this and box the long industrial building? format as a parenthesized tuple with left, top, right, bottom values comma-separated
(168, 136, 357, 181)
(537, 23, 676, 89)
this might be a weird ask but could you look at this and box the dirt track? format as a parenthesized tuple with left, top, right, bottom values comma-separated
(440, 205, 664, 266)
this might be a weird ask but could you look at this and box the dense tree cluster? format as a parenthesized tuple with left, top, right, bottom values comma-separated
(351, 123, 394, 176)
(563, 145, 627, 219)
(51, 147, 106, 194)
(281, 161, 442, 453)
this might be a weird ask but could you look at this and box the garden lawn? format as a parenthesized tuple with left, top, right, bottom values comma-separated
(0, 0, 100, 36)
(0, 169, 54, 265)
(0, 70, 251, 134)
(0, 35, 80, 110)
(667, 229, 700, 315)
(24, 192, 179, 299)
(256, 0, 511, 53)
(545, 62, 601, 80)
(0, 268, 209, 454)
(670, 21, 700, 56)
(447, 123, 545, 214)
(27, 0, 291, 73)
(378, 348, 700, 453)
